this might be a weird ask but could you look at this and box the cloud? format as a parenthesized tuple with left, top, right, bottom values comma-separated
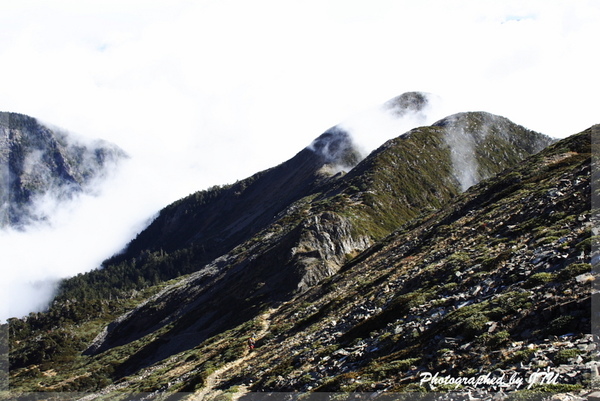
(0, 0, 598, 320)
(0, 157, 153, 320)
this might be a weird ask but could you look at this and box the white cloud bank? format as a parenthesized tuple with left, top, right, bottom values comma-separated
(0, 0, 599, 320)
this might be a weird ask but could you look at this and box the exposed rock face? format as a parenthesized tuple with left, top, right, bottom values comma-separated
(292, 212, 372, 291)
(0, 112, 126, 227)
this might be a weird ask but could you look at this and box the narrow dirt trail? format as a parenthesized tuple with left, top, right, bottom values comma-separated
(188, 308, 275, 401)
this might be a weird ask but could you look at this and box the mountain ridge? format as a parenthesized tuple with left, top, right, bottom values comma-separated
(7, 98, 591, 400)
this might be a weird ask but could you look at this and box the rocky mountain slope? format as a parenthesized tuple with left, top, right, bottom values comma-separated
(7, 96, 586, 400)
(0, 112, 126, 228)
(232, 126, 594, 396)
(74, 125, 590, 401)
(73, 111, 551, 363)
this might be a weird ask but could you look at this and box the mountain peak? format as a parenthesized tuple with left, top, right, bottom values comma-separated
(382, 91, 433, 117)
(306, 126, 362, 172)
(0, 111, 127, 228)
(430, 111, 555, 190)
(306, 92, 438, 174)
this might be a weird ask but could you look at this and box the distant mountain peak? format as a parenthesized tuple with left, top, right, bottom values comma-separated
(307, 92, 438, 174)
(0, 111, 127, 228)
(307, 126, 362, 172)
(382, 91, 433, 117)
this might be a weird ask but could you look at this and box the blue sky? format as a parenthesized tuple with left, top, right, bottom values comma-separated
(1, 0, 599, 320)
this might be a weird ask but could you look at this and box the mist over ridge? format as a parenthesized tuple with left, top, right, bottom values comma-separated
(1, 92, 555, 322)
(0, 111, 127, 228)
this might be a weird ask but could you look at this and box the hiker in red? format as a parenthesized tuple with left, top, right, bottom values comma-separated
(248, 335, 256, 350)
